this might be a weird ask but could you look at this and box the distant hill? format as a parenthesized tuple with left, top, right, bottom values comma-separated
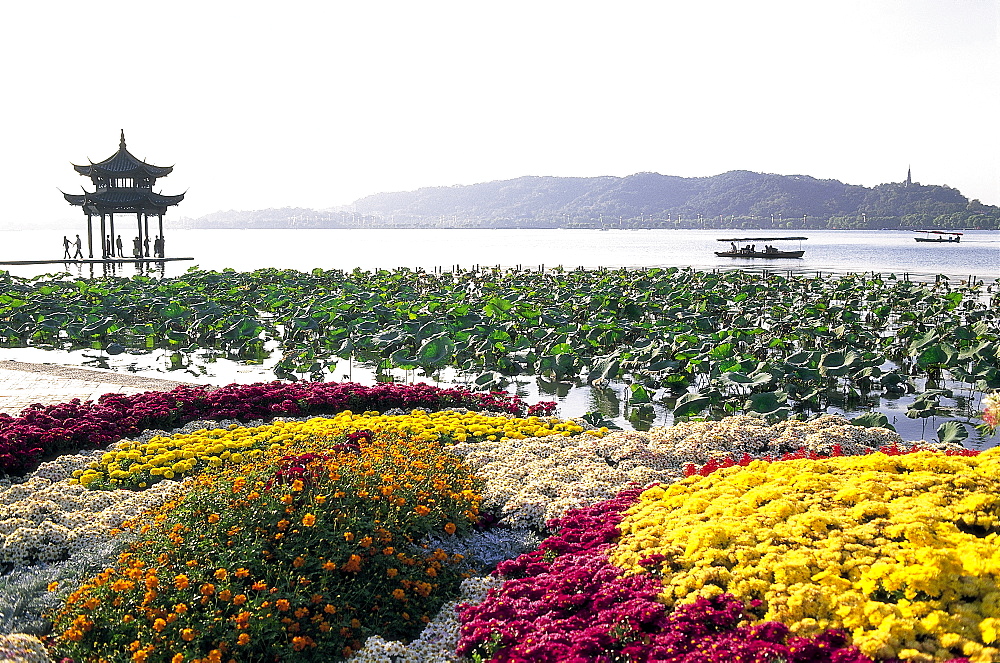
(181, 171, 1000, 230)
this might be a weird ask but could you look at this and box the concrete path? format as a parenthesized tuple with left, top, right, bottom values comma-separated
(0, 359, 198, 416)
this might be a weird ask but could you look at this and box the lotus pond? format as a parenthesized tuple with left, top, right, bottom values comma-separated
(1, 382, 998, 663)
(1, 266, 998, 446)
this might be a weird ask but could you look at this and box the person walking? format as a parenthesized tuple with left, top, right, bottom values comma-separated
(73, 234, 83, 259)
(62, 236, 71, 259)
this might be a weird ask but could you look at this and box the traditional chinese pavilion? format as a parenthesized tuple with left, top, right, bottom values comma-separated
(63, 131, 184, 259)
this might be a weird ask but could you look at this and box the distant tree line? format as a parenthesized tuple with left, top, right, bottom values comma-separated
(180, 171, 1000, 230)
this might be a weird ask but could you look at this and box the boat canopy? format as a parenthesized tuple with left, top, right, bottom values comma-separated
(716, 237, 808, 242)
(915, 230, 963, 235)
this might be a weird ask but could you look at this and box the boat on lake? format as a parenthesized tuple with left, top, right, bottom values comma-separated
(715, 236, 807, 259)
(915, 230, 962, 243)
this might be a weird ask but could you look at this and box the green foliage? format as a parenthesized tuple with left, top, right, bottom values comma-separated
(0, 266, 996, 431)
(850, 412, 895, 431)
(936, 421, 969, 445)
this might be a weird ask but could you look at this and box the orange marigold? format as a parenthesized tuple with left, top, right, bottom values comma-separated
(302, 513, 317, 527)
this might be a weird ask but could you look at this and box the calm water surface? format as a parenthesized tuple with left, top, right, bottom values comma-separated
(1, 228, 997, 445)
(1, 228, 998, 280)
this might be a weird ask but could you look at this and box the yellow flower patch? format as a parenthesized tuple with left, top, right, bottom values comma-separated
(72, 410, 596, 490)
(610, 449, 1000, 662)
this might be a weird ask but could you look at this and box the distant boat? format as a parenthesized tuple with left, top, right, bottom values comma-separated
(715, 236, 807, 259)
(915, 230, 962, 243)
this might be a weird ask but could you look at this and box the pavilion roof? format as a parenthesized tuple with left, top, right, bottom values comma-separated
(72, 131, 174, 180)
(63, 188, 185, 213)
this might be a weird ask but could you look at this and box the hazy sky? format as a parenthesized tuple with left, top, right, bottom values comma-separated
(1, 0, 996, 228)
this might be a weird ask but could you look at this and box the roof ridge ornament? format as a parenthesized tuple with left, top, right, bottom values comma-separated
(120, 129, 126, 149)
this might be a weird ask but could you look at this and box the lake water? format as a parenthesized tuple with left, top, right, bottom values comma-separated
(1, 228, 998, 281)
(1, 227, 998, 446)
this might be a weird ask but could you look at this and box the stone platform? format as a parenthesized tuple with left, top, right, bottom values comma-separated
(0, 359, 196, 416)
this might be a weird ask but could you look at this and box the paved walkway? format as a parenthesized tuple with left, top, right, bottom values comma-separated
(0, 359, 198, 416)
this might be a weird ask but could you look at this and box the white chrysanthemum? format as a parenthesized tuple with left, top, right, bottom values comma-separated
(0, 633, 52, 662)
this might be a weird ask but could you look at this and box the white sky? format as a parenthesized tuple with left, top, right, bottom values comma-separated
(0, 0, 996, 228)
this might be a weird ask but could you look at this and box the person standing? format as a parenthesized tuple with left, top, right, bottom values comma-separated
(62, 236, 71, 259)
(105, 235, 112, 259)
(144, 235, 151, 257)
(73, 234, 83, 259)
(116, 235, 124, 258)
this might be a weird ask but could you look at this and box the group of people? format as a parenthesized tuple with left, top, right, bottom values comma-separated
(62, 234, 166, 260)
(728, 243, 779, 255)
(62, 235, 83, 259)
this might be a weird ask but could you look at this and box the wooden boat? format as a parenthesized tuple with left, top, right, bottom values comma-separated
(914, 230, 962, 243)
(715, 236, 807, 259)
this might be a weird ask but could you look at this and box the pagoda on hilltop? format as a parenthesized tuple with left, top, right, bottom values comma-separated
(63, 131, 184, 259)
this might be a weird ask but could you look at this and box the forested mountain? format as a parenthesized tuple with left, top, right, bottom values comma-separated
(182, 171, 1000, 230)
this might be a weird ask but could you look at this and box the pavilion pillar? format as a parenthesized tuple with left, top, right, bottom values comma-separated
(143, 214, 150, 256)
(99, 214, 107, 258)
(137, 212, 143, 258)
(86, 214, 94, 259)
(109, 213, 116, 258)
(158, 214, 164, 256)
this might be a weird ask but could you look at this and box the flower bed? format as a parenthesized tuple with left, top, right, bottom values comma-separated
(448, 413, 914, 530)
(75, 410, 592, 491)
(51, 429, 481, 662)
(457, 488, 872, 662)
(0, 381, 545, 476)
(1, 388, 994, 663)
(609, 452, 1000, 661)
